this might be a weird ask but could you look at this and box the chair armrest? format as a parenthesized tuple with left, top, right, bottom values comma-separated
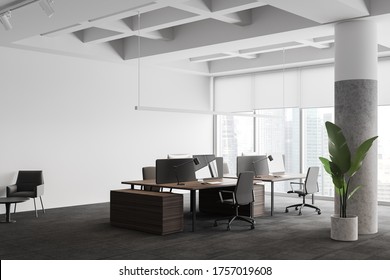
(35, 184, 45, 197)
(218, 190, 235, 204)
(289, 182, 304, 192)
(6, 184, 17, 196)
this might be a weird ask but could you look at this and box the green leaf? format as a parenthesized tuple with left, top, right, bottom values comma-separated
(319, 157, 332, 175)
(325, 121, 351, 174)
(329, 161, 345, 192)
(348, 136, 378, 177)
(348, 185, 362, 200)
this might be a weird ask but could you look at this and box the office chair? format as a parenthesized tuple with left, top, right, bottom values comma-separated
(285, 166, 321, 215)
(223, 162, 230, 175)
(142, 166, 161, 192)
(214, 171, 255, 230)
(6, 170, 45, 218)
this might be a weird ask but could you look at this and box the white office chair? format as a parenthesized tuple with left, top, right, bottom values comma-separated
(285, 167, 321, 215)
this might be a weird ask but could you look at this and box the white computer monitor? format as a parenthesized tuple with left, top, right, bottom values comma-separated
(268, 153, 285, 175)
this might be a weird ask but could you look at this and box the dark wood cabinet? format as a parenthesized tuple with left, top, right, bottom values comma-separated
(110, 189, 183, 235)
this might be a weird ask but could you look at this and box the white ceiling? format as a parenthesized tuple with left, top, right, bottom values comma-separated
(1, 0, 390, 76)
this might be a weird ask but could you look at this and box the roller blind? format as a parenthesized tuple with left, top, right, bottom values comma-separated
(378, 59, 390, 105)
(254, 69, 300, 109)
(214, 75, 253, 112)
(214, 61, 390, 110)
(300, 65, 334, 108)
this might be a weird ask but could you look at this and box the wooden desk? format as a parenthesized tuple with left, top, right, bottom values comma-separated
(256, 174, 306, 216)
(121, 178, 237, 232)
(225, 174, 306, 216)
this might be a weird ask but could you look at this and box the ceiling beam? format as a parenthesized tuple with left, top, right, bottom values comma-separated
(123, 5, 320, 60)
(260, 0, 369, 23)
(295, 39, 331, 49)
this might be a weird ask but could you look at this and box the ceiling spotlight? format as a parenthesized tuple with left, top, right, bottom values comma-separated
(0, 11, 12, 31)
(39, 0, 55, 18)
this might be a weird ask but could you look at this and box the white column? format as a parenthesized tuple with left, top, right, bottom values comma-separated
(334, 20, 378, 234)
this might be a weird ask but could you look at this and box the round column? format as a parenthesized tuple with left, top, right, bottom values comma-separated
(334, 20, 378, 234)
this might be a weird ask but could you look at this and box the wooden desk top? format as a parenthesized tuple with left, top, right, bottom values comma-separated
(121, 178, 237, 191)
(255, 173, 305, 182)
(224, 173, 305, 182)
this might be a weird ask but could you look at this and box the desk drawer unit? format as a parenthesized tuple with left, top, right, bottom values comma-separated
(110, 189, 183, 235)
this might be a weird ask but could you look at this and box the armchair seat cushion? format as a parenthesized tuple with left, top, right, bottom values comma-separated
(287, 190, 305, 196)
(221, 198, 234, 205)
(8, 191, 35, 198)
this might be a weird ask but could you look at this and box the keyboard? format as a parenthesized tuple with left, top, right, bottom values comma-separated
(256, 175, 284, 179)
(202, 181, 222, 185)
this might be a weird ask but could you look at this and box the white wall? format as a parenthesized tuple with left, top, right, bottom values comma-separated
(0, 47, 212, 213)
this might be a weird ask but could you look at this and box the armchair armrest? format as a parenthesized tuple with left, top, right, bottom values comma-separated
(6, 184, 17, 196)
(35, 184, 45, 197)
(218, 190, 235, 204)
(289, 182, 304, 192)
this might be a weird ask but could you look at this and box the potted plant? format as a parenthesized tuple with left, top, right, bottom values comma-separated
(319, 121, 377, 241)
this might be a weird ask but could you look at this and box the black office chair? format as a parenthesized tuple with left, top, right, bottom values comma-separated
(285, 166, 321, 215)
(214, 171, 255, 230)
(6, 170, 45, 218)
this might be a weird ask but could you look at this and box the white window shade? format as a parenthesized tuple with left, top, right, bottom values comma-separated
(254, 69, 299, 109)
(378, 60, 390, 105)
(300, 65, 334, 108)
(214, 75, 253, 112)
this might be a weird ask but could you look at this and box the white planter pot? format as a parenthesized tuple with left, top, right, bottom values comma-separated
(330, 214, 358, 241)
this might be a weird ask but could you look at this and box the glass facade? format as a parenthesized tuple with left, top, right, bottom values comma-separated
(378, 106, 390, 202)
(302, 108, 334, 197)
(214, 62, 390, 202)
(255, 108, 300, 192)
(216, 114, 254, 175)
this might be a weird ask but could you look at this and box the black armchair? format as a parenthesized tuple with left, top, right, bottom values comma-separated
(6, 170, 45, 217)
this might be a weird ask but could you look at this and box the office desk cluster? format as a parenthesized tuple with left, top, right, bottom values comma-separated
(112, 174, 305, 233)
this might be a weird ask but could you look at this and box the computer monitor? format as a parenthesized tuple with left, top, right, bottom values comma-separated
(167, 154, 192, 159)
(236, 155, 269, 177)
(156, 159, 196, 184)
(268, 153, 285, 174)
(192, 154, 215, 171)
(192, 154, 221, 179)
(215, 157, 223, 178)
(208, 159, 219, 178)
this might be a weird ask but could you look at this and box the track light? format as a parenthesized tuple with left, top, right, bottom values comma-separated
(0, 11, 12, 31)
(39, 0, 55, 18)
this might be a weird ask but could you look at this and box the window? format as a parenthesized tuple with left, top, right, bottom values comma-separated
(216, 114, 254, 175)
(302, 108, 334, 196)
(215, 61, 390, 202)
(255, 108, 300, 192)
(378, 106, 390, 202)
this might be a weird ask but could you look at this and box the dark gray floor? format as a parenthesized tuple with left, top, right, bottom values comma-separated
(1, 194, 390, 260)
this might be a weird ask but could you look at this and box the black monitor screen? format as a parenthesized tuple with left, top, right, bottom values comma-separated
(156, 159, 196, 184)
(236, 155, 269, 177)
